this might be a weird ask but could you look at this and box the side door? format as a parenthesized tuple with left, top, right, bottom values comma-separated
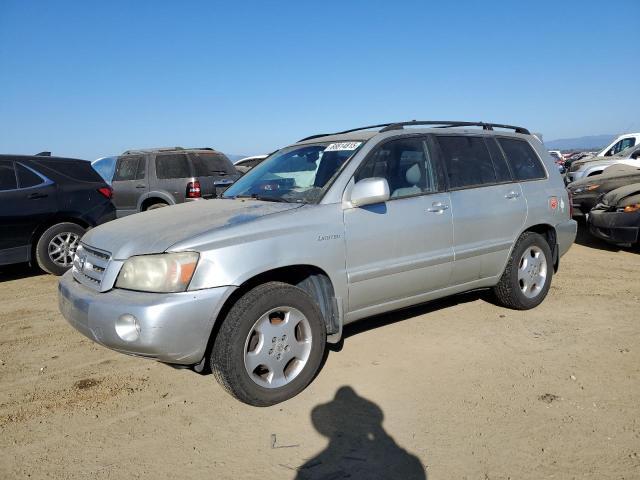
(111, 155, 145, 215)
(434, 135, 527, 285)
(343, 136, 454, 318)
(153, 153, 191, 203)
(0, 161, 57, 264)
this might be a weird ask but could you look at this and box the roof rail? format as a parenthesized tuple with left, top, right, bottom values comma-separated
(297, 120, 530, 142)
(298, 123, 395, 142)
(379, 120, 530, 135)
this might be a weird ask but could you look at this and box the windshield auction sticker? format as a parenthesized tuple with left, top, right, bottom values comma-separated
(325, 142, 362, 152)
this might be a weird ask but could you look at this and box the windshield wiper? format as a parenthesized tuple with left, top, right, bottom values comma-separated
(235, 194, 291, 203)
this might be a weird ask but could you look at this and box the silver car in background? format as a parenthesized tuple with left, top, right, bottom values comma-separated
(58, 120, 577, 406)
(566, 145, 640, 183)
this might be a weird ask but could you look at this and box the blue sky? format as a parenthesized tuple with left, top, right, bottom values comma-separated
(1, 0, 639, 159)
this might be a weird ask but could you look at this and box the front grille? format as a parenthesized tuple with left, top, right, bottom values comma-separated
(72, 244, 111, 290)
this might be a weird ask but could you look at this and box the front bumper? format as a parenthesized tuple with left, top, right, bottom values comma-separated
(58, 270, 236, 364)
(588, 209, 640, 245)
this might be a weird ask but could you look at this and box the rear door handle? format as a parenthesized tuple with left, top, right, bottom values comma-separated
(505, 191, 521, 199)
(27, 192, 48, 199)
(427, 202, 449, 213)
(135, 185, 146, 189)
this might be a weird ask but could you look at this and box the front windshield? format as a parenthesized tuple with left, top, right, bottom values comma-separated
(223, 141, 364, 203)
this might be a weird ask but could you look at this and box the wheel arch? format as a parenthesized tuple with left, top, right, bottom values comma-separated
(197, 264, 340, 371)
(29, 216, 89, 264)
(518, 223, 558, 272)
(137, 191, 175, 211)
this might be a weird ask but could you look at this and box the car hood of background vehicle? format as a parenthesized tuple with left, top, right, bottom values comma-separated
(81, 200, 303, 259)
(569, 165, 640, 189)
(602, 183, 640, 207)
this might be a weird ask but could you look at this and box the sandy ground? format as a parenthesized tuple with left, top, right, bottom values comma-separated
(0, 224, 639, 480)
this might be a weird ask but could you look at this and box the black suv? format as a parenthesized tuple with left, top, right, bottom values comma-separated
(0, 154, 116, 275)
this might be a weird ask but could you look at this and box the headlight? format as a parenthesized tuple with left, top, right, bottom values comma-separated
(619, 203, 640, 213)
(115, 252, 199, 293)
(573, 184, 599, 194)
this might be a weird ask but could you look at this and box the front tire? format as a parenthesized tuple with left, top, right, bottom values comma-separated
(493, 232, 553, 310)
(211, 282, 327, 406)
(35, 222, 85, 275)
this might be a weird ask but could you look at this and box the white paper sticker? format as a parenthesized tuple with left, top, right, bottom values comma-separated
(324, 142, 362, 152)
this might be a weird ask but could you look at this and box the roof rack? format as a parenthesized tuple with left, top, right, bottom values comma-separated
(379, 120, 530, 135)
(297, 120, 530, 142)
(298, 123, 395, 142)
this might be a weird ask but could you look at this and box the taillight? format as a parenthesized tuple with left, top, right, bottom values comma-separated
(98, 186, 113, 199)
(566, 189, 574, 218)
(186, 181, 201, 198)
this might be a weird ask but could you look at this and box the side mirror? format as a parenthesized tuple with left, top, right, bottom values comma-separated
(350, 177, 390, 207)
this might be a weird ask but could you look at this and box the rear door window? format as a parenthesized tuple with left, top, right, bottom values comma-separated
(113, 156, 141, 181)
(486, 138, 512, 183)
(155, 154, 191, 179)
(16, 163, 44, 188)
(191, 152, 234, 176)
(498, 138, 546, 181)
(435, 135, 497, 189)
(0, 161, 17, 190)
(135, 156, 146, 179)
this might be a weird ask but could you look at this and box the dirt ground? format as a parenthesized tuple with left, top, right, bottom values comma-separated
(1, 224, 639, 479)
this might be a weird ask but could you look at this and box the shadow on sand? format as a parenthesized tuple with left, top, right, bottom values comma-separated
(0, 263, 44, 282)
(295, 386, 426, 480)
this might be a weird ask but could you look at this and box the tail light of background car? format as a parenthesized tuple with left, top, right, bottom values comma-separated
(566, 189, 574, 218)
(186, 181, 201, 198)
(97, 186, 113, 199)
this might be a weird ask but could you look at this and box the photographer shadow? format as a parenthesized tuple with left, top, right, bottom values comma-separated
(296, 386, 426, 480)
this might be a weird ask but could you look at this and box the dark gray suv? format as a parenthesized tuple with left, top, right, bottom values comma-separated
(111, 147, 239, 216)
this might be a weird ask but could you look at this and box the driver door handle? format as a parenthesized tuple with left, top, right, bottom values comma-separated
(505, 191, 521, 199)
(427, 202, 449, 213)
(135, 184, 146, 189)
(27, 192, 48, 199)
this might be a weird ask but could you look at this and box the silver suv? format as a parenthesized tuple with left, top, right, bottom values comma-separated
(59, 121, 577, 406)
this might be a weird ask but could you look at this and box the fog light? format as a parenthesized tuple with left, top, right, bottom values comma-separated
(116, 314, 140, 342)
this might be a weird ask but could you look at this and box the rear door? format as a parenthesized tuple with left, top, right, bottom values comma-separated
(0, 161, 57, 264)
(112, 155, 145, 215)
(153, 153, 191, 203)
(344, 136, 454, 318)
(189, 151, 238, 198)
(434, 134, 527, 285)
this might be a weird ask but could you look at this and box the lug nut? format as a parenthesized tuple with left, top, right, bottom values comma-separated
(276, 354, 281, 360)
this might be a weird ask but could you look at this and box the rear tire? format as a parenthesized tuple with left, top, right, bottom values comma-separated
(145, 202, 168, 211)
(493, 232, 553, 310)
(211, 282, 327, 406)
(35, 222, 85, 276)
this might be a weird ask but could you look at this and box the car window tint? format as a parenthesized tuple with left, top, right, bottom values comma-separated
(436, 135, 496, 189)
(355, 137, 439, 198)
(0, 161, 17, 190)
(498, 138, 546, 181)
(113, 156, 140, 181)
(486, 138, 512, 183)
(16, 163, 44, 188)
(155, 154, 191, 179)
(191, 152, 234, 176)
(135, 156, 146, 179)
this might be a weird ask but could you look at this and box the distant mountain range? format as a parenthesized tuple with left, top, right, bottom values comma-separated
(544, 135, 615, 151)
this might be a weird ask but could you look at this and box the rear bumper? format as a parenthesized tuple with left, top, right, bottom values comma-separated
(588, 209, 640, 245)
(556, 219, 578, 257)
(58, 270, 236, 364)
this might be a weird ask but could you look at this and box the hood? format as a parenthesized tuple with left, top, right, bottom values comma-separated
(82, 199, 303, 259)
(569, 165, 640, 190)
(601, 183, 640, 207)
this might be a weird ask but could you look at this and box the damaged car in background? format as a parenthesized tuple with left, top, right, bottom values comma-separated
(566, 144, 640, 183)
(567, 164, 640, 217)
(589, 183, 640, 247)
